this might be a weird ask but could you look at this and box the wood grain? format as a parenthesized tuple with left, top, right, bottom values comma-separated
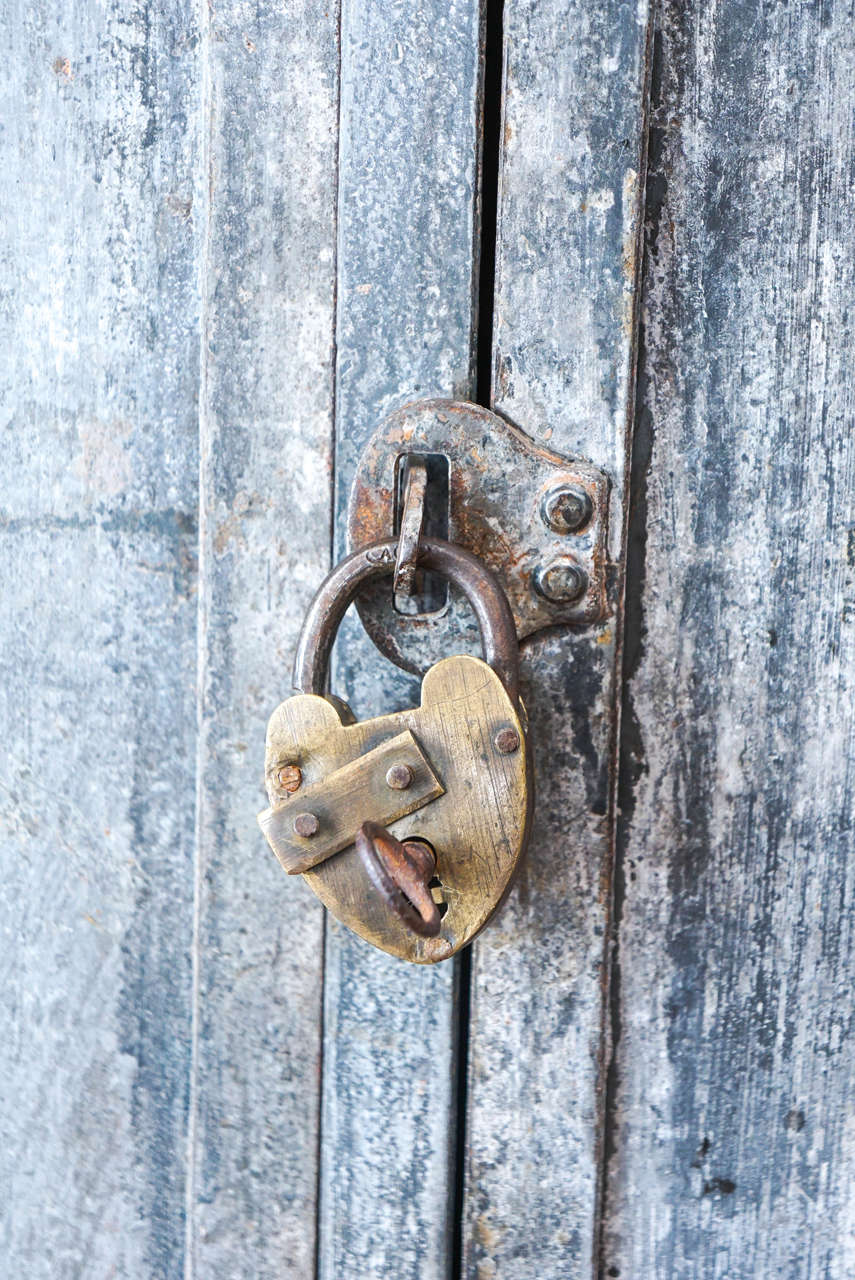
(462, 1, 653, 1275)
(186, 1, 338, 1276)
(10, 1, 850, 1275)
(0, 0, 200, 1274)
(602, 2, 855, 1276)
(318, 1, 484, 1275)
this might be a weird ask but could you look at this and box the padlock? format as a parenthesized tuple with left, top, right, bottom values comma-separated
(257, 537, 532, 964)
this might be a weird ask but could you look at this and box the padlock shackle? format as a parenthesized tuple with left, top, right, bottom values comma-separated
(293, 538, 520, 707)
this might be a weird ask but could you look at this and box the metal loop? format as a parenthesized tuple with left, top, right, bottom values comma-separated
(292, 537, 520, 706)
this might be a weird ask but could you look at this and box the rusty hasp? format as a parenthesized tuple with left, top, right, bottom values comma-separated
(347, 398, 610, 676)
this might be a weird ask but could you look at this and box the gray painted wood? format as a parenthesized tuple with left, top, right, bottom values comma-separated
(320, 2, 483, 1276)
(463, 1, 653, 1275)
(187, 2, 339, 1276)
(10, 1, 852, 1276)
(0, 1, 200, 1275)
(603, 2, 855, 1276)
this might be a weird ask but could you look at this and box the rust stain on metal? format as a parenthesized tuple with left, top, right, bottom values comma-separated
(356, 821, 441, 938)
(393, 456, 428, 596)
(346, 399, 611, 677)
(494, 727, 521, 755)
(276, 763, 303, 792)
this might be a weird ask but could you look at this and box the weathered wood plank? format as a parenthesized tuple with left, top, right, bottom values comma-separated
(0, 1, 200, 1275)
(463, 1, 653, 1275)
(187, 1, 339, 1275)
(603, 2, 855, 1276)
(320, 2, 483, 1275)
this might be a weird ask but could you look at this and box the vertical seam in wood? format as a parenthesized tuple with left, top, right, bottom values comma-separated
(328, 0, 343, 585)
(185, 0, 214, 1275)
(313, 917, 328, 1280)
(455, 3, 505, 1276)
(593, 5, 658, 1277)
(316, 4, 343, 1276)
(451, 945, 473, 1280)
(475, 0, 505, 409)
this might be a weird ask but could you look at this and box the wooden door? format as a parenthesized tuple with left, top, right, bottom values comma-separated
(3, 1, 853, 1277)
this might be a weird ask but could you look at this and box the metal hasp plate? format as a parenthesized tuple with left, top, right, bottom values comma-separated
(347, 398, 610, 675)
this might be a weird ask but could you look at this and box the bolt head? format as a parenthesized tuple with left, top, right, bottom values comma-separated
(541, 484, 594, 534)
(386, 763, 414, 790)
(533, 558, 588, 604)
(494, 726, 521, 755)
(277, 764, 302, 792)
(293, 812, 319, 838)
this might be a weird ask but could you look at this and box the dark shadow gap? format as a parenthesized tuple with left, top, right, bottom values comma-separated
(596, 11, 660, 1279)
(452, 1, 505, 1275)
(475, 0, 505, 409)
(451, 943, 473, 1279)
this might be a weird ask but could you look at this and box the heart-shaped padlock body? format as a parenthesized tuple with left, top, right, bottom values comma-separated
(259, 654, 531, 963)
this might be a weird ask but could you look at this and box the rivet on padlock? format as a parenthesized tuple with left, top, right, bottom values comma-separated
(257, 536, 532, 964)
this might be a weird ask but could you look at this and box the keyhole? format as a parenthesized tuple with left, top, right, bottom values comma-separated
(428, 875, 449, 919)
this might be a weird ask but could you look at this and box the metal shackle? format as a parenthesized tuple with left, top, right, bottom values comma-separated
(292, 537, 520, 707)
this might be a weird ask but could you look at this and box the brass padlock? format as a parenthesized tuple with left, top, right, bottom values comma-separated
(257, 537, 532, 963)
